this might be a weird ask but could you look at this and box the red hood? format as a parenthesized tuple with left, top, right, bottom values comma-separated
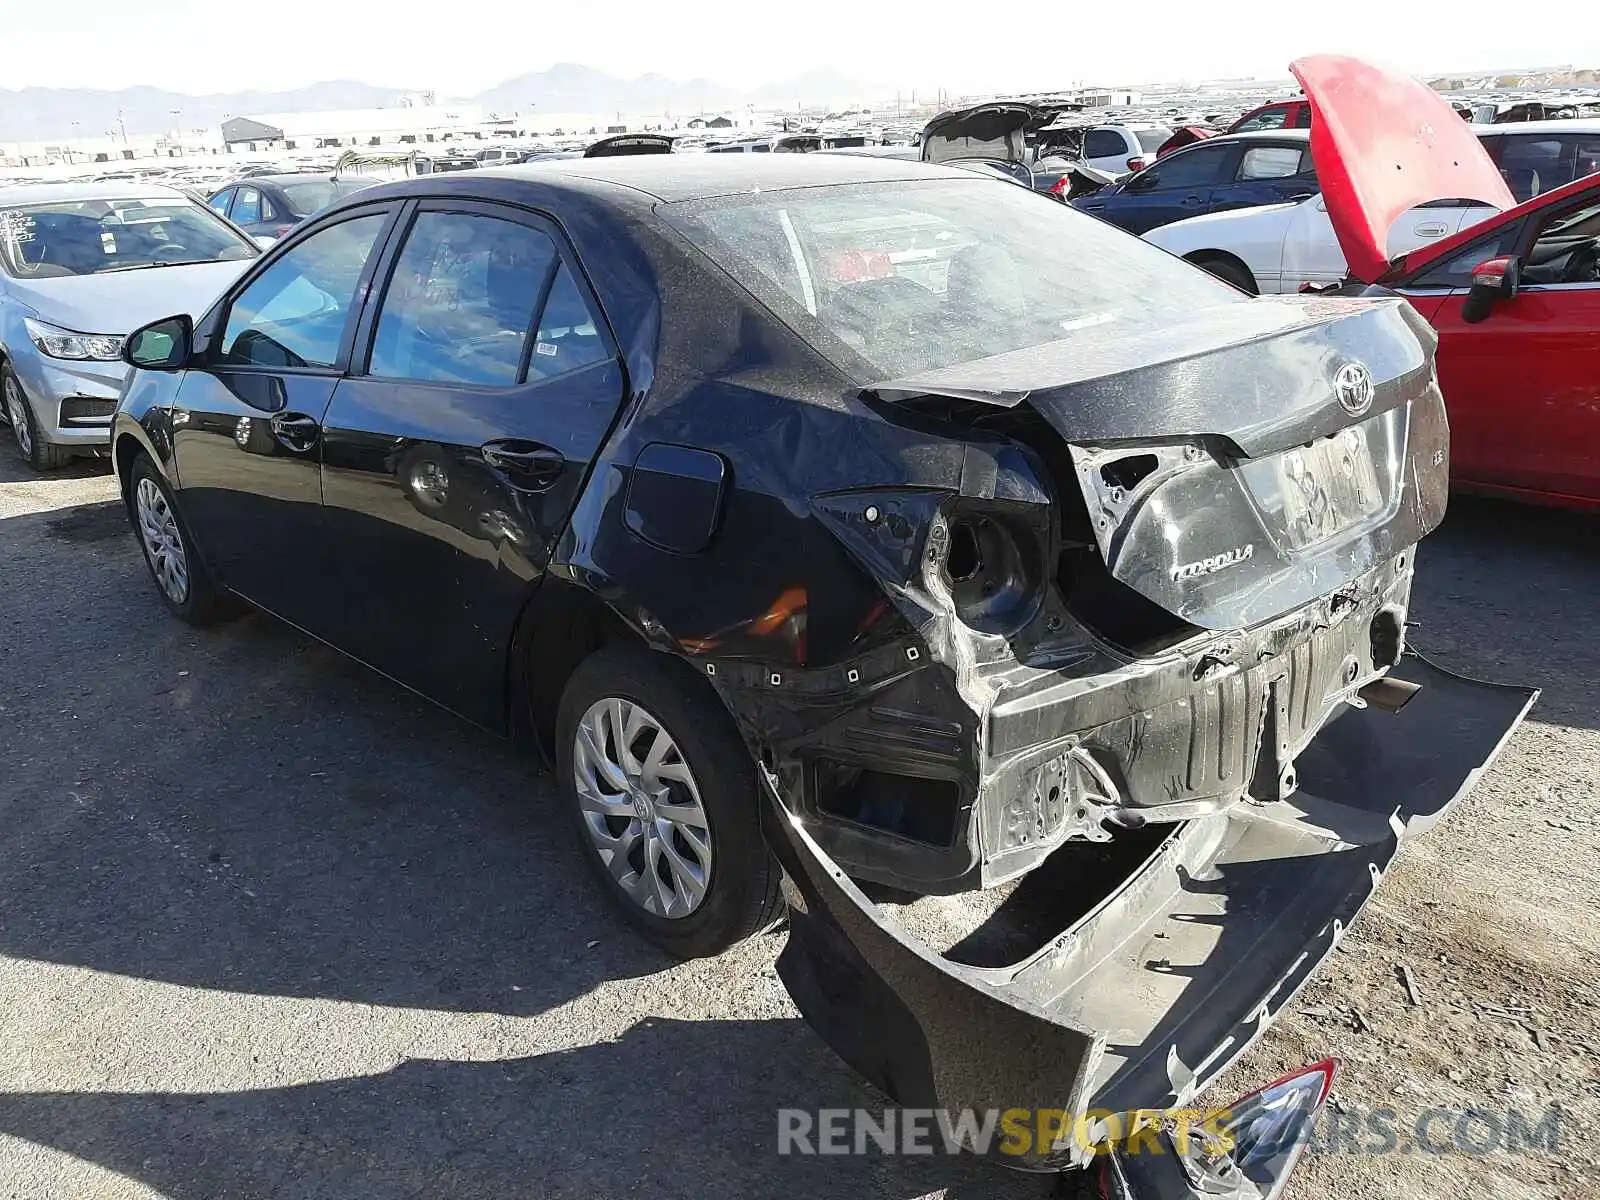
(1290, 55, 1514, 283)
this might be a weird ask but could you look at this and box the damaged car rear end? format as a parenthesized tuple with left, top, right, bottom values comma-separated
(648, 165, 1533, 1185)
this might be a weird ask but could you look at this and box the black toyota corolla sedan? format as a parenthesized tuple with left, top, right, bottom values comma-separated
(111, 154, 1533, 1186)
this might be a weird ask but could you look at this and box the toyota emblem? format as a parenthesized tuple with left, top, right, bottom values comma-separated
(1334, 362, 1374, 416)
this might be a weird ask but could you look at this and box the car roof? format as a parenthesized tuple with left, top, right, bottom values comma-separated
(816, 145, 923, 160)
(1201, 129, 1313, 145)
(224, 172, 338, 187)
(469, 153, 980, 202)
(1475, 118, 1600, 134)
(0, 180, 192, 206)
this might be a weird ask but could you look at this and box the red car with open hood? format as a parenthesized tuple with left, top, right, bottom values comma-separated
(1296, 55, 1600, 509)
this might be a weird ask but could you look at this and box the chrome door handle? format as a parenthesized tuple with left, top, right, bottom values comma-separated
(270, 411, 320, 449)
(481, 440, 565, 490)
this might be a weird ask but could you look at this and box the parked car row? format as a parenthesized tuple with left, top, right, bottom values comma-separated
(206, 173, 380, 241)
(1079, 120, 1600, 241)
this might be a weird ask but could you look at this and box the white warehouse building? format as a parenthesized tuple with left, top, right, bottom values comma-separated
(219, 103, 772, 152)
(220, 103, 499, 152)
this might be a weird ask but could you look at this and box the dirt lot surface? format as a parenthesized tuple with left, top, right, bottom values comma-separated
(1, 450, 1596, 1200)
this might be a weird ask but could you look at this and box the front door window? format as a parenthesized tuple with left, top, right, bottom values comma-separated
(219, 213, 388, 368)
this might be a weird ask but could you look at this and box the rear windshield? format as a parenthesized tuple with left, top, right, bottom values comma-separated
(0, 195, 256, 277)
(277, 178, 375, 217)
(1134, 128, 1175, 153)
(662, 177, 1240, 379)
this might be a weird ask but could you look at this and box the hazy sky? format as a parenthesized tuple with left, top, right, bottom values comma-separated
(8, 1, 1598, 96)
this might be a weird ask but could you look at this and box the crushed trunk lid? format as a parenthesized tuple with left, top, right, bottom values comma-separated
(764, 652, 1535, 1170)
(1290, 54, 1513, 283)
(871, 293, 1448, 630)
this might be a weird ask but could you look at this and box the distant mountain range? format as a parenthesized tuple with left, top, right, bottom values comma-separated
(0, 64, 878, 142)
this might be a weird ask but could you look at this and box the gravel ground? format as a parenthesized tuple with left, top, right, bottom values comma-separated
(1, 451, 1595, 1200)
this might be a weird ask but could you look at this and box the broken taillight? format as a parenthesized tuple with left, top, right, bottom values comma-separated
(1093, 1057, 1338, 1199)
(1212, 1057, 1338, 1196)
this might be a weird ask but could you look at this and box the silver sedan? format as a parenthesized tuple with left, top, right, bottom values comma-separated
(0, 182, 258, 470)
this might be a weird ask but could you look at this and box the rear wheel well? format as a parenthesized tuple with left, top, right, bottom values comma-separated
(1185, 250, 1259, 295)
(509, 580, 647, 763)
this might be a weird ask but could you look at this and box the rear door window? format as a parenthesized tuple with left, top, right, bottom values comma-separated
(368, 209, 560, 386)
(1496, 137, 1567, 201)
(230, 187, 262, 225)
(1149, 144, 1233, 188)
(530, 264, 610, 379)
(1237, 145, 1311, 180)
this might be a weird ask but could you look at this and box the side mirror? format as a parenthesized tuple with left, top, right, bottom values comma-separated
(1461, 255, 1521, 325)
(122, 314, 194, 371)
(1125, 171, 1159, 192)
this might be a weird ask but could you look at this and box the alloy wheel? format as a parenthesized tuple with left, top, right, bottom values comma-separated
(573, 697, 713, 918)
(135, 477, 190, 604)
(4, 375, 32, 457)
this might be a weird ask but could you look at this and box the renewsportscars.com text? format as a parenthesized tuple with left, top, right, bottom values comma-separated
(776, 1105, 1563, 1158)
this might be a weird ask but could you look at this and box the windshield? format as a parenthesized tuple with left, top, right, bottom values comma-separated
(0, 194, 256, 277)
(663, 178, 1242, 379)
(277, 178, 375, 217)
(1134, 128, 1175, 153)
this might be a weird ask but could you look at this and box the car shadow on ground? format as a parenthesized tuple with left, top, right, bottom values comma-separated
(0, 451, 112, 485)
(1414, 494, 1600, 730)
(1, 472, 1591, 1200)
(0, 1018, 1055, 1200)
(0, 495, 1053, 1198)
(1, 493, 679, 1016)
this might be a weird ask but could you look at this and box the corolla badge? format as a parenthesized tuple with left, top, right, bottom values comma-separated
(1334, 361, 1375, 416)
(1171, 544, 1254, 582)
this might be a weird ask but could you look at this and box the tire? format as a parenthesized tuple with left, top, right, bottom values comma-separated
(127, 453, 240, 626)
(556, 644, 781, 959)
(1188, 253, 1259, 295)
(3, 364, 72, 471)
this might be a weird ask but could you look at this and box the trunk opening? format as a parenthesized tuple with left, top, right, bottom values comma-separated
(875, 822, 1171, 967)
(954, 404, 1203, 657)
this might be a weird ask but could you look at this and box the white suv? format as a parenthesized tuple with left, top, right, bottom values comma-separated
(1080, 124, 1174, 178)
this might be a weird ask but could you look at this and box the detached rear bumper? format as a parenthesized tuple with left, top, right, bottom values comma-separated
(762, 651, 1534, 1171)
